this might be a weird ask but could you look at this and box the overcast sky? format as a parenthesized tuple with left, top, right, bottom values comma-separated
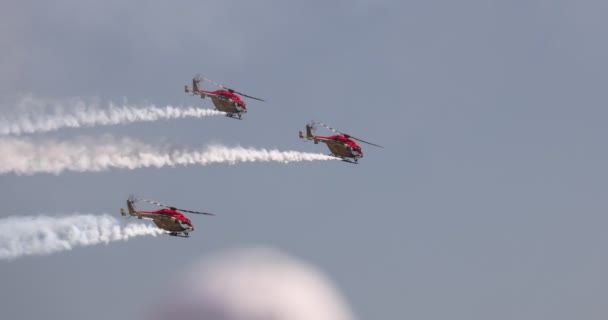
(2, 0, 608, 319)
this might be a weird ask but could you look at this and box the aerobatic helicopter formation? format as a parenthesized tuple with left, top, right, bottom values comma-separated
(120, 74, 383, 237)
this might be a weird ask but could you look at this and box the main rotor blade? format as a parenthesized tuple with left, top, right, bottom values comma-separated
(136, 198, 214, 216)
(136, 197, 169, 208)
(233, 91, 265, 102)
(314, 121, 384, 148)
(179, 209, 215, 216)
(201, 76, 225, 89)
(349, 136, 384, 148)
(313, 121, 343, 135)
(201, 76, 265, 102)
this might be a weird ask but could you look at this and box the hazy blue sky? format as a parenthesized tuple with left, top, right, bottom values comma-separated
(1, 0, 608, 319)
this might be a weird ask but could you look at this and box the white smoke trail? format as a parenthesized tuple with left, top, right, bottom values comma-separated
(0, 99, 225, 135)
(0, 136, 340, 175)
(0, 214, 165, 261)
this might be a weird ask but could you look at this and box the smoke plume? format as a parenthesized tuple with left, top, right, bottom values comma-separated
(0, 136, 339, 175)
(152, 247, 355, 320)
(0, 214, 164, 261)
(0, 97, 224, 135)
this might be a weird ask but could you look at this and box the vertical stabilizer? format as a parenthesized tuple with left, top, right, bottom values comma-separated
(127, 199, 137, 216)
(192, 78, 200, 93)
(306, 124, 314, 139)
(299, 124, 316, 142)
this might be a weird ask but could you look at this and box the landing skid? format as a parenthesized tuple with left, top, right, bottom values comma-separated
(225, 113, 243, 120)
(168, 232, 190, 238)
(329, 154, 358, 164)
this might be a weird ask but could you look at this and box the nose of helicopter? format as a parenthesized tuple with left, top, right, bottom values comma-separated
(182, 221, 194, 233)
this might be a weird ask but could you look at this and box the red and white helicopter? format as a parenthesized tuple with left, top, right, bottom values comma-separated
(184, 75, 265, 119)
(299, 121, 383, 163)
(120, 196, 214, 238)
